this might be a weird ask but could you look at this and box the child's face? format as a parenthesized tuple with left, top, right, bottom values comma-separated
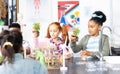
(33, 31, 39, 38)
(88, 20, 101, 37)
(49, 24, 60, 39)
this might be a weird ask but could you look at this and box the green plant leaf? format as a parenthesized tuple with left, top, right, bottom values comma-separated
(73, 28, 80, 36)
(33, 22, 40, 31)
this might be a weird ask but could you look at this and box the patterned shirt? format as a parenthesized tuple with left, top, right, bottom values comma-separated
(49, 37, 64, 54)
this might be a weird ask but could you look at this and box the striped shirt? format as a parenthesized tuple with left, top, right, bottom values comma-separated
(86, 36, 100, 52)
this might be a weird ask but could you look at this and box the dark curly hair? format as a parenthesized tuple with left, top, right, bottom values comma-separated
(90, 11, 106, 26)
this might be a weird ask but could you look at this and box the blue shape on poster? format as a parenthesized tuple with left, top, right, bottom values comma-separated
(75, 17, 80, 24)
(59, 14, 69, 25)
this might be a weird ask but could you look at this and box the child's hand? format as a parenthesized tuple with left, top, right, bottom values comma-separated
(65, 53, 72, 59)
(70, 35, 78, 42)
(80, 50, 93, 56)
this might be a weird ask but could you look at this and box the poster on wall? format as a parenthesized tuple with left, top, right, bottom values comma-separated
(58, 1, 80, 32)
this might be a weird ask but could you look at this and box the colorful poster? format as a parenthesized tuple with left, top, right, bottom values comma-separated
(58, 1, 80, 31)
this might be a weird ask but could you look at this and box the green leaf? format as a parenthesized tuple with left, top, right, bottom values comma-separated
(33, 22, 40, 31)
(73, 28, 80, 36)
(0, 20, 4, 26)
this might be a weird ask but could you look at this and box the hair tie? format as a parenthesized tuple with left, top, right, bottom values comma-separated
(3, 42, 13, 48)
(92, 14, 103, 19)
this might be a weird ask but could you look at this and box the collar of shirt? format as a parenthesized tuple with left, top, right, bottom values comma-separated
(13, 53, 24, 62)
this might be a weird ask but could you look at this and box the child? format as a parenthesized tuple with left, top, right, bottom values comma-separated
(0, 30, 48, 74)
(70, 11, 110, 60)
(9, 22, 30, 58)
(31, 22, 40, 49)
(32, 30, 40, 49)
(45, 22, 72, 59)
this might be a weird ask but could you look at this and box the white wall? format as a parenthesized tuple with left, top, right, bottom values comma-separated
(111, 0, 120, 48)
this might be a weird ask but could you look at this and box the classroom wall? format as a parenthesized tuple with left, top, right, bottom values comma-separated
(111, 0, 120, 48)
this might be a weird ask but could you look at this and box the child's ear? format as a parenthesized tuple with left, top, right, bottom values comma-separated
(99, 25, 102, 31)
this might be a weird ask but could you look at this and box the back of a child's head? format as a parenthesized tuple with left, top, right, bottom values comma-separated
(9, 22, 21, 31)
(0, 30, 23, 63)
(9, 22, 20, 28)
(9, 30, 23, 53)
(90, 11, 106, 26)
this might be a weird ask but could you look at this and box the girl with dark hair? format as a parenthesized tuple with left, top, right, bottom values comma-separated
(70, 11, 110, 60)
(0, 30, 48, 74)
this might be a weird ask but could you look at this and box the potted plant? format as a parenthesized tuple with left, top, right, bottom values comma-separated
(33, 22, 40, 31)
(73, 27, 80, 36)
(72, 27, 80, 41)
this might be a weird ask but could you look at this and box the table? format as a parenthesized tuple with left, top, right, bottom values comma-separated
(48, 57, 120, 74)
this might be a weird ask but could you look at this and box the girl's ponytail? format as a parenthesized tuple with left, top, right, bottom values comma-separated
(61, 25, 69, 46)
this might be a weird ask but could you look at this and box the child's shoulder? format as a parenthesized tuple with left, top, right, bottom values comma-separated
(102, 34, 109, 38)
(83, 34, 90, 38)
